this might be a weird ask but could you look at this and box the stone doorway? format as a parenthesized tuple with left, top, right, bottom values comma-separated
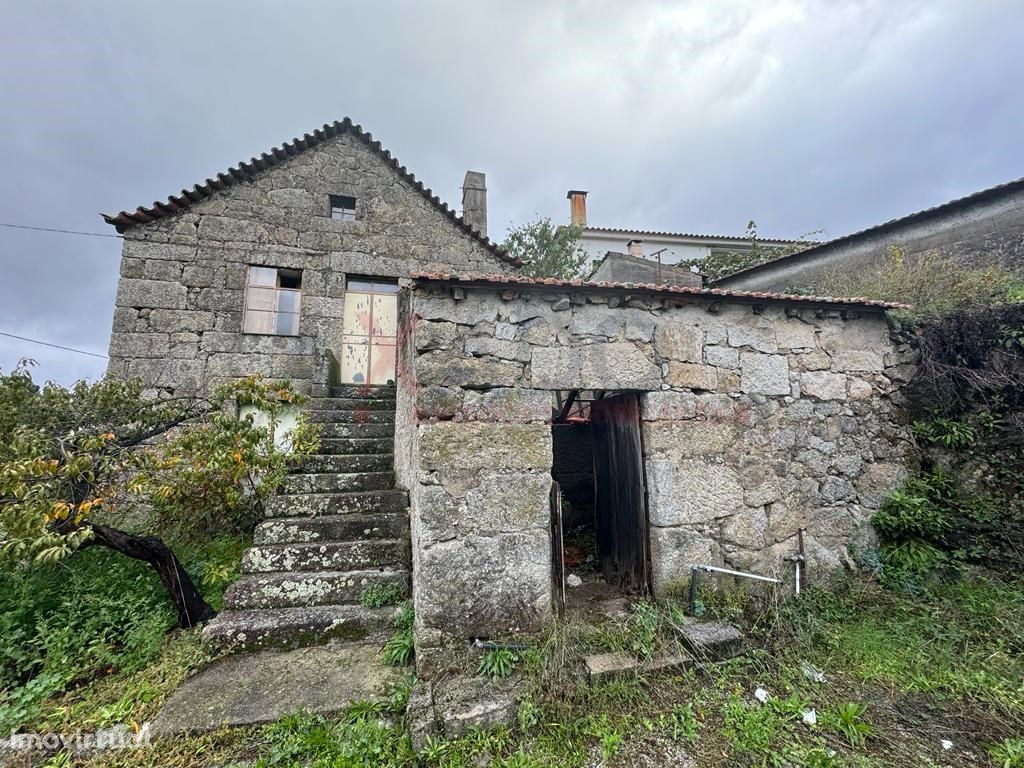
(551, 391, 651, 615)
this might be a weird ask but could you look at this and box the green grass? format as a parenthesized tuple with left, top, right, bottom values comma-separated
(0, 535, 246, 734)
(10, 565, 1022, 768)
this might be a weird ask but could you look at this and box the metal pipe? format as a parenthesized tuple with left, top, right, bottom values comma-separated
(691, 564, 782, 584)
(472, 638, 530, 652)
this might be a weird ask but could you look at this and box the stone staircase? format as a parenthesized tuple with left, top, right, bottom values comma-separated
(203, 385, 410, 652)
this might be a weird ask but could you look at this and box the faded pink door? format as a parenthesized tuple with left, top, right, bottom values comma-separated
(339, 279, 398, 386)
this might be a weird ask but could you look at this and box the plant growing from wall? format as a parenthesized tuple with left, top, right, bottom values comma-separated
(0, 363, 314, 628)
(500, 217, 588, 279)
(700, 221, 820, 283)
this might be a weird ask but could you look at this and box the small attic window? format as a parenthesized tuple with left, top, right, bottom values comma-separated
(330, 194, 357, 221)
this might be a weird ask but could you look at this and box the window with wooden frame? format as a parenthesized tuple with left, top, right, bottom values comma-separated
(242, 266, 302, 336)
(329, 194, 357, 221)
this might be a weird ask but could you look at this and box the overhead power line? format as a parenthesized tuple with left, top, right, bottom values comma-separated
(0, 331, 108, 359)
(0, 221, 122, 239)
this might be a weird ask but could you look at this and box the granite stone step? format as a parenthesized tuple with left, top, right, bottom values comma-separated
(315, 437, 393, 456)
(308, 397, 395, 411)
(279, 471, 395, 495)
(265, 489, 409, 518)
(316, 422, 395, 439)
(242, 539, 410, 573)
(224, 568, 411, 610)
(329, 385, 397, 399)
(254, 512, 408, 545)
(202, 604, 399, 652)
(293, 453, 393, 474)
(306, 409, 395, 425)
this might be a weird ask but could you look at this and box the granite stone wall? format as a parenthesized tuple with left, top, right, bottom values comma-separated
(403, 280, 918, 671)
(107, 133, 514, 394)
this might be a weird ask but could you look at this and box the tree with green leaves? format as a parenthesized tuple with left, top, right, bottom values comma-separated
(0, 364, 316, 628)
(501, 217, 589, 279)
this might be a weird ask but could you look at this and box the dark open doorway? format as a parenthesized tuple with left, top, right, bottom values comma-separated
(551, 391, 651, 616)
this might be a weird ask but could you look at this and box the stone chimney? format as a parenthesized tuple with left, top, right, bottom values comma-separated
(462, 171, 487, 238)
(627, 239, 644, 257)
(567, 190, 588, 227)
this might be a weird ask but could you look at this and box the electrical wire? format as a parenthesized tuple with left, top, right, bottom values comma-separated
(0, 222, 123, 239)
(0, 331, 108, 359)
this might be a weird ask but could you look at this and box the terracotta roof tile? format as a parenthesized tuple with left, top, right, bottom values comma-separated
(409, 271, 910, 310)
(102, 117, 522, 267)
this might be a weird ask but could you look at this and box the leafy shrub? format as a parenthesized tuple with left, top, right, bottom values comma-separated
(912, 417, 975, 448)
(0, 537, 244, 733)
(814, 246, 1021, 319)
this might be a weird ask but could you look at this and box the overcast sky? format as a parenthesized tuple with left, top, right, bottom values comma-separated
(2, 0, 1023, 385)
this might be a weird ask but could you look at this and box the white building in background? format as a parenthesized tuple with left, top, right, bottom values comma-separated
(566, 189, 803, 269)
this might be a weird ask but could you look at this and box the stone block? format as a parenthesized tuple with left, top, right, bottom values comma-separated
(271, 355, 314, 380)
(464, 337, 532, 363)
(848, 378, 873, 400)
(462, 388, 551, 422)
(793, 350, 832, 371)
(721, 507, 768, 548)
(108, 332, 169, 358)
(115, 278, 187, 310)
(646, 458, 744, 526)
(774, 319, 818, 350)
(415, 532, 551, 637)
(678, 620, 744, 661)
(148, 309, 217, 333)
(665, 362, 718, 390)
(800, 371, 847, 401)
(415, 321, 459, 352)
(530, 343, 661, 390)
(419, 422, 551, 471)
(705, 345, 739, 369)
(727, 320, 777, 353)
(416, 295, 501, 325)
(417, 386, 463, 420)
(650, 528, 718, 594)
(654, 324, 703, 362)
(643, 421, 738, 457)
(740, 352, 790, 395)
(416, 351, 522, 388)
(622, 310, 657, 342)
(570, 304, 624, 338)
(641, 391, 696, 421)
(832, 349, 885, 372)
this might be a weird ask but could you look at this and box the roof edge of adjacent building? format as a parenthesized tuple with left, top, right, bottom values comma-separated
(717, 175, 1024, 286)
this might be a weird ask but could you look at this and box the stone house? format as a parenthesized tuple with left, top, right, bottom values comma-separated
(718, 175, 1024, 291)
(103, 119, 918, 676)
(104, 118, 517, 395)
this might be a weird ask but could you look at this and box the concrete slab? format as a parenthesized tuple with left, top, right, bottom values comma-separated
(584, 651, 693, 682)
(151, 644, 401, 736)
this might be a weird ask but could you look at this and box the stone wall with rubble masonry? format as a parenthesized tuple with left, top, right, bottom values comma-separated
(106, 133, 514, 394)
(397, 282, 919, 673)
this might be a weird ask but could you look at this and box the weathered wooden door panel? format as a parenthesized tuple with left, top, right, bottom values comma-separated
(590, 393, 650, 593)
